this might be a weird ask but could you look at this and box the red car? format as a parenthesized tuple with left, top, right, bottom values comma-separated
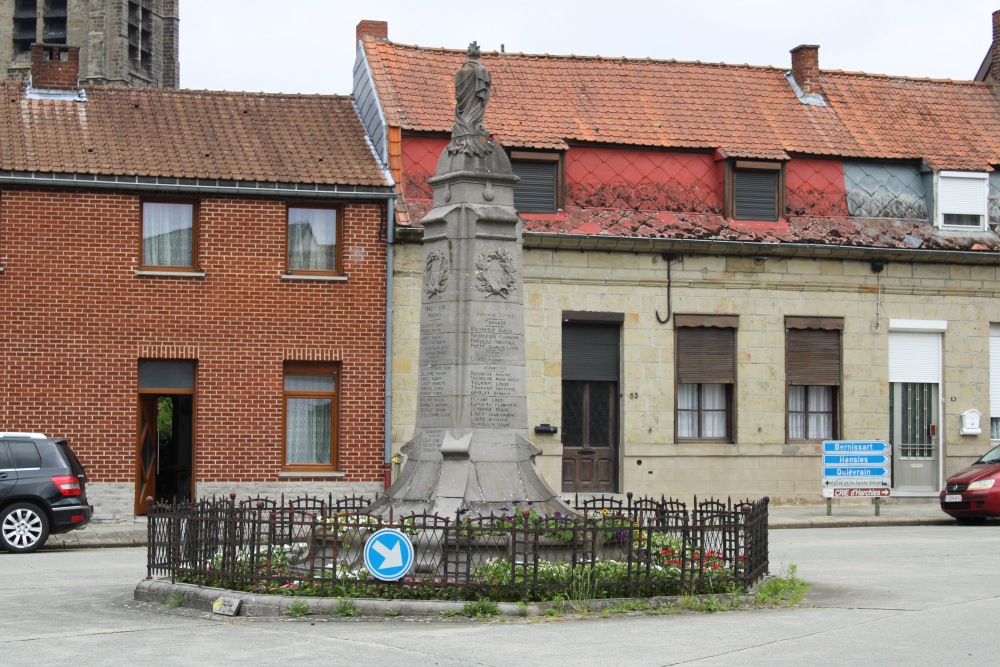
(940, 443, 1000, 523)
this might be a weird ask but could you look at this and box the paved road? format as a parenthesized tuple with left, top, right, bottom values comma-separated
(2, 523, 998, 666)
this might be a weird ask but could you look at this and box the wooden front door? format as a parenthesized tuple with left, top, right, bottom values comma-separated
(562, 379, 618, 492)
(135, 394, 158, 515)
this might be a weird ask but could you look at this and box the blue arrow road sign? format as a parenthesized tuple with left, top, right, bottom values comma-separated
(823, 454, 891, 466)
(823, 466, 890, 477)
(363, 528, 415, 581)
(822, 440, 891, 454)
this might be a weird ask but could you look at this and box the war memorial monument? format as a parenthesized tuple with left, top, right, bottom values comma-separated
(369, 43, 573, 519)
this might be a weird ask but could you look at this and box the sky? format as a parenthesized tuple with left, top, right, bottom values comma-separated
(179, 0, 999, 95)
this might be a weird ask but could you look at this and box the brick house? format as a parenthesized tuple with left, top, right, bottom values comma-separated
(355, 18, 1000, 503)
(0, 44, 395, 518)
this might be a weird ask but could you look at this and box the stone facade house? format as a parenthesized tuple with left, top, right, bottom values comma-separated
(354, 18, 1000, 503)
(0, 45, 394, 518)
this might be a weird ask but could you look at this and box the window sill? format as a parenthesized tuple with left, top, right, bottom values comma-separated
(278, 471, 345, 479)
(280, 273, 347, 282)
(135, 269, 206, 278)
(937, 225, 989, 234)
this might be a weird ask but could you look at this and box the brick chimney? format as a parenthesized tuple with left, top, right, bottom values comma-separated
(356, 20, 389, 46)
(790, 44, 821, 97)
(30, 44, 80, 90)
(991, 10, 1000, 85)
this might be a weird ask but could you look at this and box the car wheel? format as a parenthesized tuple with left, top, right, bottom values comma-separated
(0, 503, 50, 553)
(956, 516, 987, 526)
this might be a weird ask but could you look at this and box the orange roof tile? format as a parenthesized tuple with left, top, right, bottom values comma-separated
(363, 38, 1000, 171)
(0, 84, 391, 187)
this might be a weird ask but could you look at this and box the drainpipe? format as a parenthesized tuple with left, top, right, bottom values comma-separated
(383, 197, 395, 490)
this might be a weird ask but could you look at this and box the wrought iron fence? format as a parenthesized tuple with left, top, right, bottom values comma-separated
(146, 492, 768, 603)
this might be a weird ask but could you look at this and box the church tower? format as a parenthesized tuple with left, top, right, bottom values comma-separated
(1, 0, 179, 87)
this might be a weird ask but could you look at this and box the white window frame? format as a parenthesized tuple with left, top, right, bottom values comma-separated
(990, 324, 1000, 442)
(937, 171, 988, 230)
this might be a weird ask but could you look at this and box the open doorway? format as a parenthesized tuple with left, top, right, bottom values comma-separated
(136, 361, 195, 514)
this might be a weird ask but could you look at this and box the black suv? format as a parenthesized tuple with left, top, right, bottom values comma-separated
(0, 433, 93, 553)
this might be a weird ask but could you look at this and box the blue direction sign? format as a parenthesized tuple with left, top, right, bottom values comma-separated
(823, 453, 891, 466)
(822, 440, 891, 454)
(363, 528, 415, 582)
(822, 466, 890, 477)
(822, 440, 892, 498)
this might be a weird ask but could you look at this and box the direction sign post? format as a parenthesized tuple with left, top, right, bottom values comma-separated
(821, 440, 892, 515)
(363, 528, 415, 582)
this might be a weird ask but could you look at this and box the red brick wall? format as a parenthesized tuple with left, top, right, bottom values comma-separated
(0, 188, 387, 484)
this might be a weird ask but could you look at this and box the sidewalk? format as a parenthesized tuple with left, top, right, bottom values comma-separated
(41, 498, 954, 550)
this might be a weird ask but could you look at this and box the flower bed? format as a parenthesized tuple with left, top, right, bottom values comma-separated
(150, 494, 768, 603)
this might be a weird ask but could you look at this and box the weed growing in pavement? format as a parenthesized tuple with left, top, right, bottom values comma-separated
(439, 609, 460, 618)
(385, 607, 401, 617)
(463, 598, 500, 618)
(754, 564, 810, 607)
(331, 599, 360, 618)
(284, 600, 311, 617)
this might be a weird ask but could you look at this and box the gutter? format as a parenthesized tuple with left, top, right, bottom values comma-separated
(395, 227, 1000, 266)
(0, 171, 397, 200)
(383, 197, 396, 490)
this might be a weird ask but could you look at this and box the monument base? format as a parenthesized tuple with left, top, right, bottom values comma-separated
(367, 428, 575, 519)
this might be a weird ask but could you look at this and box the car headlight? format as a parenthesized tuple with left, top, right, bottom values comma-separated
(968, 479, 997, 490)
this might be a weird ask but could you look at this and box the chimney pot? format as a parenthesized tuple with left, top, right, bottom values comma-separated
(790, 44, 821, 97)
(30, 43, 80, 91)
(356, 20, 389, 48)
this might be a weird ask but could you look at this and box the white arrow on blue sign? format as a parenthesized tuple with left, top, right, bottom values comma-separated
(822, 466, 890, 477)
(822, 440, 891, 454)
(823, 454, 891, 466)
(363, 528, 415, 581)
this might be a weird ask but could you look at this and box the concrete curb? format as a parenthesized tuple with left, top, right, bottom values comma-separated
(135, 579, 537, 618)
(769, 517, 954, 529)
(133, 579, 731, 619)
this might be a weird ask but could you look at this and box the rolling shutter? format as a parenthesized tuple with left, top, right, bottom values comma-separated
(786, 329, 841, 386)
(563, 323, 620, 381)
(939, 173, 987, 217)
(734, 169, 778, 220)
(888, 332, 941, 384)
(676, 326, 735, 384)
(512, 160, 557, 213)
(785, 317, 843, 387)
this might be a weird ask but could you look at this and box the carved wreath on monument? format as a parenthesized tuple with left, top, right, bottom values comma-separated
(474, 248, 517, 298)
(424, 251, 449, 298)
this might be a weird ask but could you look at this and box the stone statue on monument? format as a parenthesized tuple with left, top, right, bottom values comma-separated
(448, 41, 495, 158)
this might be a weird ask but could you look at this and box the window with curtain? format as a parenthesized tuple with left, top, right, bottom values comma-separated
(675, 316, 738, 442)
(142, 201, 196, 269)
(786, 318, 842, 442)
(283, 362, 339, 468)
(288, 206, 340, 273)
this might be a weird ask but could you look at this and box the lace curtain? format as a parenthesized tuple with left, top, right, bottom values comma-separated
(788, 385, 833, 440)
(288, 207, 337, 271)
(143, 202, 193, 267)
